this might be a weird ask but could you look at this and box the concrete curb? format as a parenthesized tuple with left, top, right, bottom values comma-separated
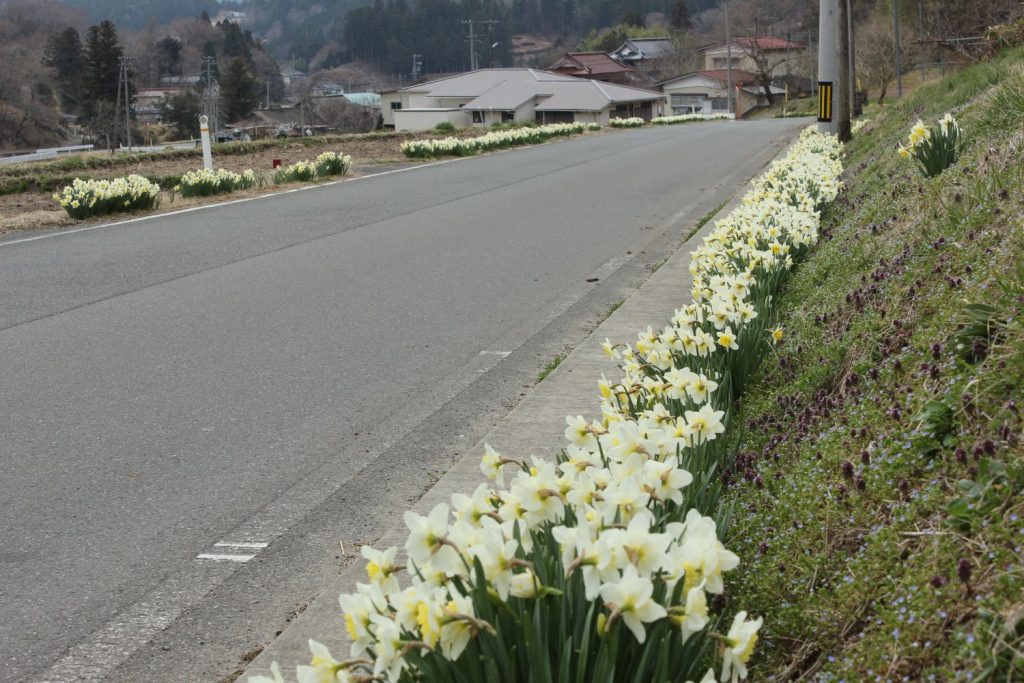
(242, 133, 796, 679)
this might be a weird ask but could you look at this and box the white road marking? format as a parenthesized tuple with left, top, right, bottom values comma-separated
(195, 553, 256, 562)
(478, 350, 512, 357)
(214, 541, 270, 549)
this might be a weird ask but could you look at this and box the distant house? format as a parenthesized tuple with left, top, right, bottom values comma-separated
(135, 87, 184, 123)
(547, 52, 653, 87)
(699, 36, 805, 81)
(389, 68, 663, 131)
(609, 38, 679, 80)
(660, 70, 783, 118)
(280, 67, 306, 87)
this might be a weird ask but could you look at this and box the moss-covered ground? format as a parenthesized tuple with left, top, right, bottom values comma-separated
(724, 49, 1024, 681)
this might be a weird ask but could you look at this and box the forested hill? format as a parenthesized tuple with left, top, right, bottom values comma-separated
(242, 0, 725, 71)
(60, 0, 218, 28)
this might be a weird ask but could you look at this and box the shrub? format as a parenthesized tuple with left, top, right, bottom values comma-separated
(897, 113, 963, 178)
(435, 122, 457, 133)
(313, 151, 352, 177)
(53, 175, 160, 219)
(174, 168, 261, 198)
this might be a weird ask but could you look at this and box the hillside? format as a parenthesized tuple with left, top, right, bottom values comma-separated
(721, 48, 1024, 679)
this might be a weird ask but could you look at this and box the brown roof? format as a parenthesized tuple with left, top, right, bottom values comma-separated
(549, 52, 637, 76)
(697, 69, 760, 85)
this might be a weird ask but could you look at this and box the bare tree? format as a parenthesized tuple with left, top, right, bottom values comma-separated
(856, 10, 899, 104)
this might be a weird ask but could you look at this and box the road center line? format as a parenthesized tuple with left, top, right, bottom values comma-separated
(196, 553, 256, 562)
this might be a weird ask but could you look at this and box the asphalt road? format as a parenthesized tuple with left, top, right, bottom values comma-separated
(0, 118, 807, 682)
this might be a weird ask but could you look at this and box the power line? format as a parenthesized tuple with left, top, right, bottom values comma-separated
(461, 20, 498, 71)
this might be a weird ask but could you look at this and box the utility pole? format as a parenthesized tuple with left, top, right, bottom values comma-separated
(203, 55, 218, 137)
(817, 0, 838, 134)
(843, 0, 851, 117)
(893, 0, 903, 99)
(461, 20, 498, 71)
(836, 0, 851, 141)
(113, 54, 122, 152)
(122, 57, 132, 152)
(724, 0, 734, 116)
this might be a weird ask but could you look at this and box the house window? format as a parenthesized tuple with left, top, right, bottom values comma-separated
(710, 97, 729, 111)
(501, 110, 514, 123)
(712, 57, 731, 69)
(671, 94, 704, 107)
(390, 102, 402, 110)
(472, 111, 484, 123)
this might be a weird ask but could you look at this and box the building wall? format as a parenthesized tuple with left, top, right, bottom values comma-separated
(393, 109, 470, 131)
(703, 47, 796, 79)
(663, 82, 759, 118)
(380, 91, 401, 128)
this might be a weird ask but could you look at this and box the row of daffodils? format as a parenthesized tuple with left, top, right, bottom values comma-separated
(400, 122, 598, 159)
(254, 127, 844, 683)
(53, 151, 352, 219)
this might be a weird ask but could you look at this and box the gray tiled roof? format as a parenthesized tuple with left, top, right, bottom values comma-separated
(400, 69, 661, 112)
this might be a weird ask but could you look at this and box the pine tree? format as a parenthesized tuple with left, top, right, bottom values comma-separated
(82, 20, 124, 120)
(160, 90, 203, 139)
(154, 37, 183, 82)
(219, 57, 258, 122)
(669, 0, 693, 31)
(43, 26, 85, 115)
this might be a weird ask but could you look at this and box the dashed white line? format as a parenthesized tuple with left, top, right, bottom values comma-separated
(213, 541, 270, 549)
(196, 553, 256, 562)
(478, 350, 512, 357)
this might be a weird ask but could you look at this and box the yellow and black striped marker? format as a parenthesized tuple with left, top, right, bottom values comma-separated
(818, 81, 833, 122)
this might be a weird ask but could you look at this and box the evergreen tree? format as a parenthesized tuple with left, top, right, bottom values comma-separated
(154, 36, 183, 82)
(669, 0, 693, 31)
(219, 21, 252, 65)
(43, 26, 85, 115)
(82, 20, 123, 117)
(219, 57, 258, 122)
(160, 90, 203, 139)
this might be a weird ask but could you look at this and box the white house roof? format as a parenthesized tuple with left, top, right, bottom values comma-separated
(400, 69, 662, 112)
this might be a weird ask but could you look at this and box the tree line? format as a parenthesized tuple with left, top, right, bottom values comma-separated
(41, 14, 283, 145)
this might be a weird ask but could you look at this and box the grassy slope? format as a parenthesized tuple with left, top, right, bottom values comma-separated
(722, 49, 1024, 681)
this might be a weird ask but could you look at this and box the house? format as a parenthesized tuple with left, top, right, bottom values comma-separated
(134, 87, 184, 123)
(547, 52, 653, 87)
(699, 36, 805, 81)
(660, 70, 783, 118)
(609, 38, 679, 80)
(389, 69, 664, 131)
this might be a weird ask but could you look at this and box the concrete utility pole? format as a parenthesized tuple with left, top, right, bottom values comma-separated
(836, 0, 851, 141)
(893, 0, 904, 98)
(462, 20, 498, 71)
(847, 0, 857, 117)
(724, 0, 733, 116)
(817, 0, 838, 134)
(123, 57, 132, 152)
(203, 55, 218, 136)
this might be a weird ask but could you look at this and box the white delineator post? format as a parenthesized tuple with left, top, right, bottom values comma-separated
(817, 0, 838, 135)
(199, 115, 214, 171)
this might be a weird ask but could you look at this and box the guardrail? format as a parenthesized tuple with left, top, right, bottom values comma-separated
(0, 144, 96, 166)
(0, 151, 58, 165)
(115, 141, 200, 153)
(36, 144, 95, 155)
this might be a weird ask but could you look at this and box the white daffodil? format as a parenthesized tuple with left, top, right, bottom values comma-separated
(599, 564, 667, 643)
(720, 611, 763, 682)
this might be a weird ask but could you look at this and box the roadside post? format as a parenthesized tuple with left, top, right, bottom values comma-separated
(199, 115, 214, 171)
